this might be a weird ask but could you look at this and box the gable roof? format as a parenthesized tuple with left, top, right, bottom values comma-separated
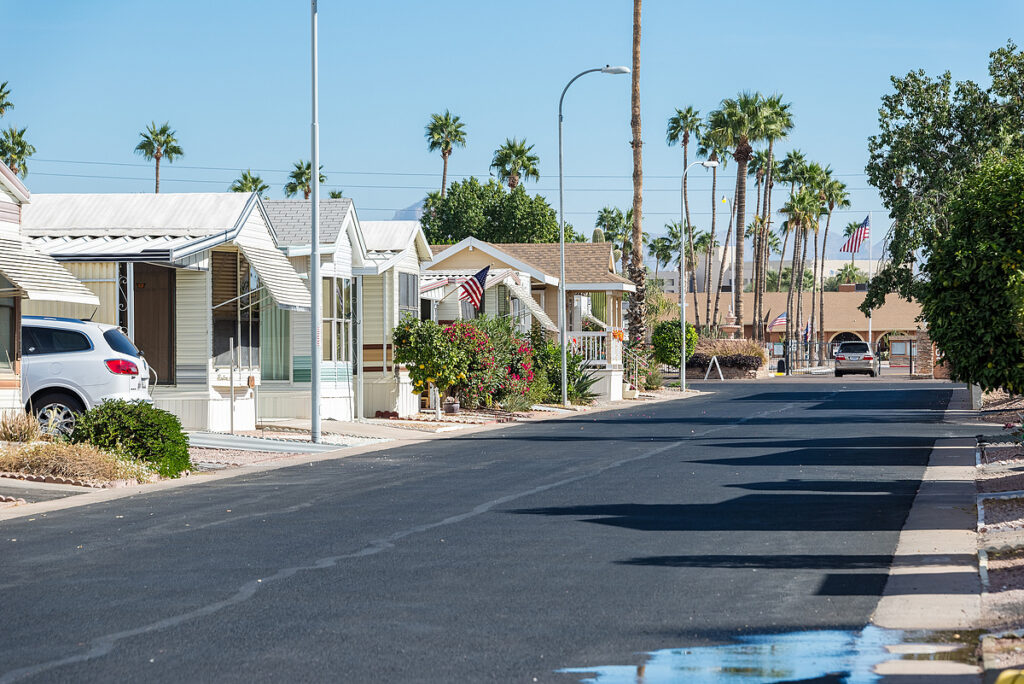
(428, 239, 634, 290)
(261, 198, 355, 247)
(0, 163, 29, 204)
(359, 220, 432, 266)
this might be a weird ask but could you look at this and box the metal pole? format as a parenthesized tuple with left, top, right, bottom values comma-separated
(125, 262, 135, 341)
(310, 0, 322, 442)
(679, 161, 702, 391)
(229, 336, 235, 435)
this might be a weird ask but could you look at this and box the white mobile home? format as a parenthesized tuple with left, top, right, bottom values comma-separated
(262, 198, 365, 422)
(0, 167, 99, 414)
(22, 193, 310, 431)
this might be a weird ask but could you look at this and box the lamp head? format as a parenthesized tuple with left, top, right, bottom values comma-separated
(601, 65, 630, 75)
(721, 195, 728, 204)
(701, 160, 719, 168)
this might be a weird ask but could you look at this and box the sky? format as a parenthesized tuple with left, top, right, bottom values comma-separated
(5, 1, 1023, 260)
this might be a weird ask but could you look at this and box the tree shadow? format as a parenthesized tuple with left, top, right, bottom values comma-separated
(614, 553, 976, 570)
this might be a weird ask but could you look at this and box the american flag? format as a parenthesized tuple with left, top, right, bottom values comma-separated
(768, 311, 787, 330)
(840, 215, 871, 253)
(459, 266, 489, 310)
(803, 318, 812, 341)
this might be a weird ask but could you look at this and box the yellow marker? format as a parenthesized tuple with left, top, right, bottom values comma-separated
(996, 670, 1024, 684)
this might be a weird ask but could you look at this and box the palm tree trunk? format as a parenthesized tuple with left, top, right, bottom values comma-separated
(819, 210, 834, 363)
(441, 151, 450, 197)
(705, 166, 718, 327)
(688, 235, 700, 330)
(797, 228, 809, 366)
(626, 0, 646, 343)
(752, 178, 762, 340)
(154, 153, 161, 193)
(777, 231, 788, 292)
(732, 146, 751, 332)
(785, 222, 801, 360)
(712, 201, 736, 332)
(810, 225, 820, 365)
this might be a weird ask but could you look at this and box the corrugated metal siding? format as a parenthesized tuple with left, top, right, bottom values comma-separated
(0, 237, 100, 306)
(22, 262, 117, 324)
(0, 203, 18, 225)
(175, 268, 210, 385)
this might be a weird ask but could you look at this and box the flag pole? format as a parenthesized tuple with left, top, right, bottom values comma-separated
(868, 212, 873, 350)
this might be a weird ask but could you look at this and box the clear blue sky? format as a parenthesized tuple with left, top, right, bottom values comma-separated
(6, 1, 1023, 257)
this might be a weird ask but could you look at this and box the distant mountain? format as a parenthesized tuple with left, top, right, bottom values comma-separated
(393, 199, 424, 220)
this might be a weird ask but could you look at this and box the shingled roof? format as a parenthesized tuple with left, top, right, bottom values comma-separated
(262, 198, 354, 247)
(429, 240, 633, 287)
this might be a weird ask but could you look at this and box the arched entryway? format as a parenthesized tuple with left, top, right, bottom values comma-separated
(827, 331, 863, 358)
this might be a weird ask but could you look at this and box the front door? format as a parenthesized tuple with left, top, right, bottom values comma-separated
(133, 263, 174, 385)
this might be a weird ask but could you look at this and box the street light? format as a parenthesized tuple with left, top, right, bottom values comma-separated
(678, 160, 717, 392)
(558, 65, 629, 407)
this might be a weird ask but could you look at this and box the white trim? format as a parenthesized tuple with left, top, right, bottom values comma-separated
(427, 237, 560, 286)
(566, 281, 636, 292)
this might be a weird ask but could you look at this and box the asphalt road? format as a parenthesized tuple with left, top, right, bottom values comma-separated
(0, 379, 969, 683)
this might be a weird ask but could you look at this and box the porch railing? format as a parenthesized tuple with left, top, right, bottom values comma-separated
(571, 329, 624, 369)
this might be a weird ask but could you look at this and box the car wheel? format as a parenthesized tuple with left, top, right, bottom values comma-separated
(32, 392, 85, 437)
(834, 371, 843, 378)
(869, 371, 876, 377)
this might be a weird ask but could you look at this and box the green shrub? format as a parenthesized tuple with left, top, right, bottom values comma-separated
(70, 400, 191, 478)
(651, 320, 698, 368)
(644, 367, 663, 390)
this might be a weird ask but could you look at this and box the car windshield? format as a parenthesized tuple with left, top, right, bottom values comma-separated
(103, 328, 140, 358)
(840, 342, 870, 354)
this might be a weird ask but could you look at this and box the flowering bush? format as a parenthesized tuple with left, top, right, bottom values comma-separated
(393, 316, 469, 398)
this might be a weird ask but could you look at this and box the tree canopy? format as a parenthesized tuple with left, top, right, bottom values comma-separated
(919, 153, 1024, 392)
(421, 176, 582, 244)
(863, 40, 1024, 313)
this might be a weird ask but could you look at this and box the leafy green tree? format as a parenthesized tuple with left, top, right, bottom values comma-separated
(425, 110, 466, 198)
(0, 81, 12, 118)
(490, 138, 539, 189)
(836, 263, 867, 284)
(134, 121, 183, 193)
(283, 160, 326, 200)
(0, 126, 35, 178)
(229, 169, 270, 197)
(421, 176, 581, 244)
(765, 267, 814, 292)
(651, 319, 697, 370)
(919, 153, 1024, 391)
(864, 40, 1024, 314)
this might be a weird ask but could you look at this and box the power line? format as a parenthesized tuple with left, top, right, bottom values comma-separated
(30, 157, 872, 180)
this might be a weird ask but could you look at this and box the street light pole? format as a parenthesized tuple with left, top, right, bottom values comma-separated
(678, 160, 716, 391)
(310, 0, 322, 442)
(558, 65, 629, 407)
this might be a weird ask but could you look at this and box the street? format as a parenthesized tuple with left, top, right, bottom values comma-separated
(0, 379, 967, 682)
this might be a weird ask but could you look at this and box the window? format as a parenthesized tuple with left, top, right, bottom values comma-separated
(102, 329, 140, 358)
(322, 276, 353, 363)
(398, 272, 418, 317)
(23, 327, 91, 355)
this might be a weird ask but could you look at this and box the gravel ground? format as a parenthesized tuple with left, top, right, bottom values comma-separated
(188, 447, 308, 466)
(984, 636, 1024, 668)
(984, 445, 1024, 465)
(979, 472, 1024, 493)
(981, 498, 1024, 533)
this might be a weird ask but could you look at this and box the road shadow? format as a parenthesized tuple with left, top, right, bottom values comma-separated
(614, 553, 976, 570)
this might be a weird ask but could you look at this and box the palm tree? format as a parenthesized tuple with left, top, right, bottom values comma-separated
(779, 186, 823, 364)
(837, 263, 865, 283)
(283, 160, 326, 200)
(0, 82, 12, 118)
(0, 126, 35, 179)
(775, 149, 807, 291)
(229, 169, 270, 197)
(667, 106, 703, 312)
(697, 129, 728, 326)
(663, 221, 699, 329)
(802, 162, 829, 361)
(425, 110, 466, 197)
(328, 190, 344, 199)
(648, 236, 673, 286)
(711, 195, 738, 330)
(707, 92, 767, 331)
(595, 207, 628, 272)
(490, 138, 539, 189)
(817, 177, 850, 361)
(753, 95, 793, 337)
(134, 121, 183, 193)
(627, 0, 646, 343)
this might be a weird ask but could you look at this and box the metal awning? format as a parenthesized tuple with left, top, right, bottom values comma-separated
(29, 234, 200, 263)
(506, 280, 557, 332)
(237, 244, 311, 312)
(0, 237, 100, 306)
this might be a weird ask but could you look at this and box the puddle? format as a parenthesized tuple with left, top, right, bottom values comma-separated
(558, 627, 978, 683)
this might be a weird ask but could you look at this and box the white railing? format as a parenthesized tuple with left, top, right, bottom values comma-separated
(571, 329, 624, 369)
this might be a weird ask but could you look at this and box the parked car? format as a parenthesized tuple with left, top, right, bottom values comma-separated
(834, 340, 878, 377)
(21, 316, 151, 434)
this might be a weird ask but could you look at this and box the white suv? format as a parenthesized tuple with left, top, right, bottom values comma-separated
(21, 317, 151, 434)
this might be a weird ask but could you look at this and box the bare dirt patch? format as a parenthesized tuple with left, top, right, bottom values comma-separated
(983, 445, 1024, 466)
(981, 498, 1024, 533)
(188, 447, 307, 467)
